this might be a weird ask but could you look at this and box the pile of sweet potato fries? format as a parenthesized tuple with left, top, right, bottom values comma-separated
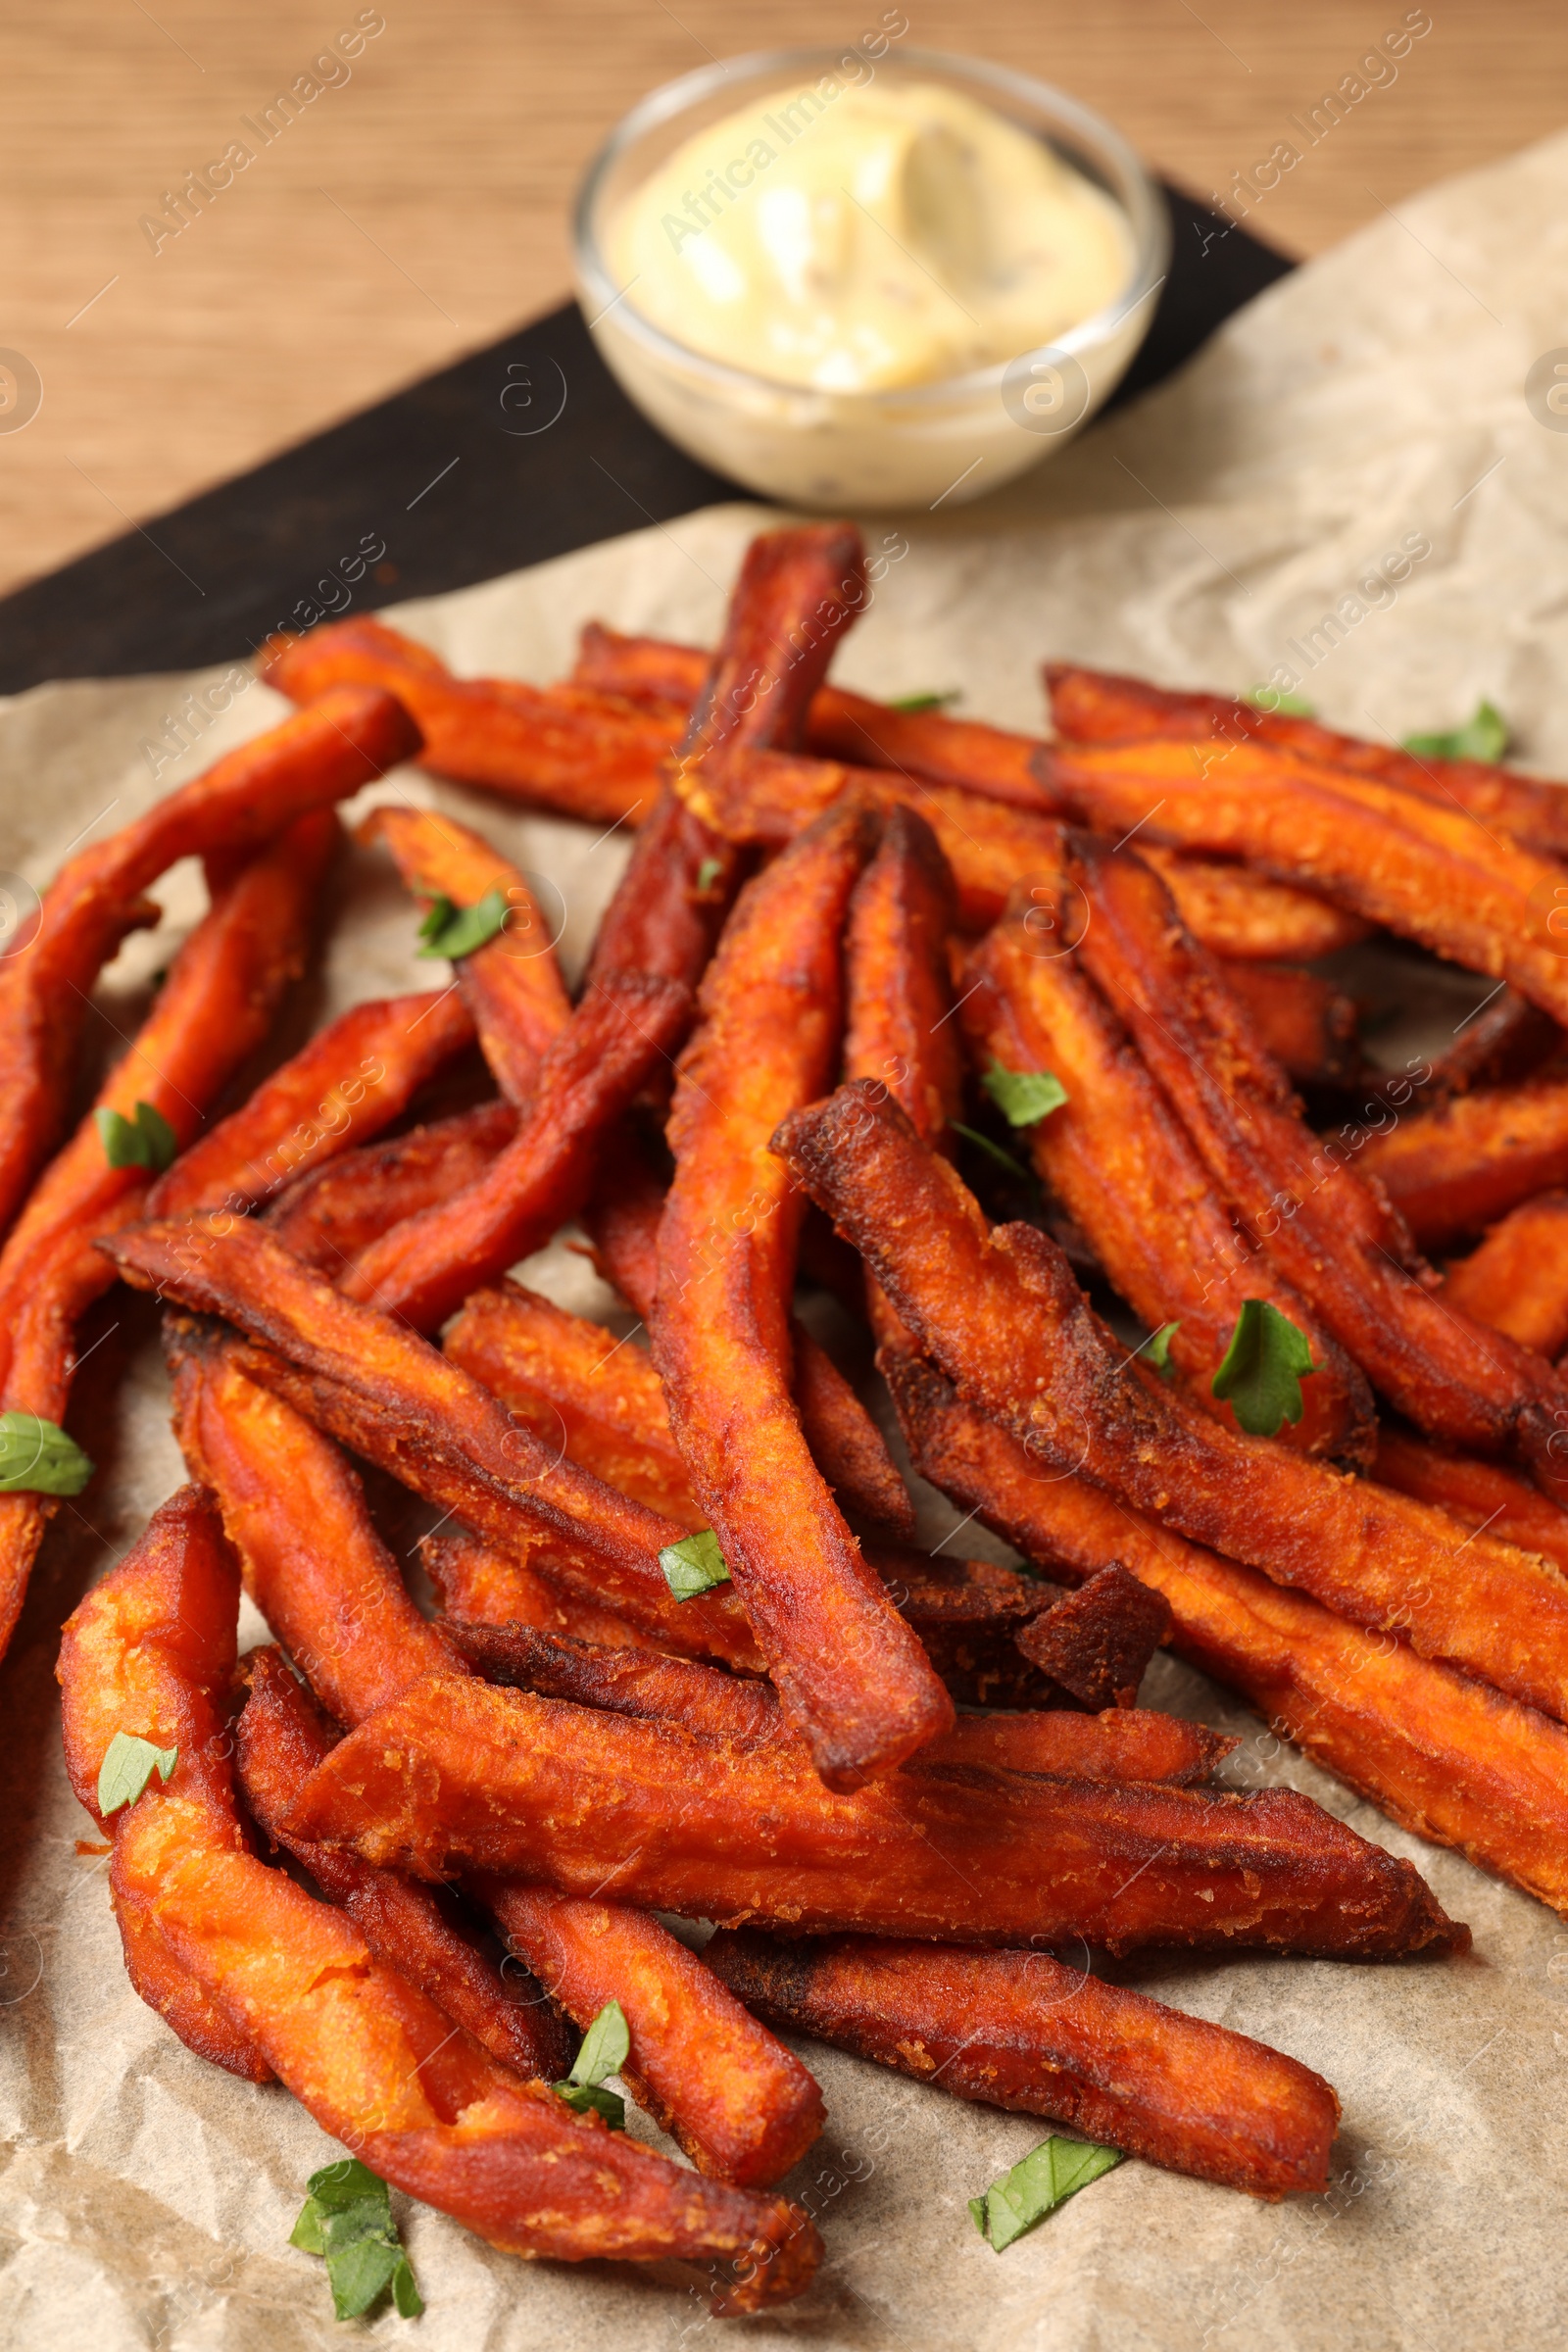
(26, 518, 1568, 2313)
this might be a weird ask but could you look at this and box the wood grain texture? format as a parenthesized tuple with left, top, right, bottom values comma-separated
(0, 0, 1556, 596)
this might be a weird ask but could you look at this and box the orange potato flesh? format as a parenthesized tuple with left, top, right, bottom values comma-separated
(772, 1084, 1568, 1727)
(262, 615, 685, 828)
(1357, 1073, 1568, 1250)
(1046, 733, 1568, 1024)
(965, 895, 1374, 1462)
(236, 1644, 571, 2082)
(706, 1932, 1340, 2200)
(1371, 1428, 1568, 1574)
(448, 1617, 1233, 1784)
(0, 812, 337, 1658)
(1441, 1191, 1568, 1355)
(0, 685, 419, 1248)
(59, 1487, 816, 2306)
(1220, 962, 1360, 1087)
(56, 1484, 272, 2081)
(1046, 661, 1568, 860)
(358, 804, 569, 1104)
(269, 1099, 517, 1272)
(1067, 832, 1568, 1483)
(480, 1877, 825, 2190)
(285, 1671, 1460, 1958)
(338, 970, 691, 1333)
(886, 1348, 1568, 1916)
(422, 1528, 657, 1650)
(657, 796, 953, 1786)
(104, 1215, 762, 1669)
(149, 988, 477, 1221)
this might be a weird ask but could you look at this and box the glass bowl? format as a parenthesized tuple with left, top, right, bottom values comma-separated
(573, 46, 1170, 514)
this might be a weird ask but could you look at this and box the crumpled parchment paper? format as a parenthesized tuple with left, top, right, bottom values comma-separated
(4, 125, 1568, 2352)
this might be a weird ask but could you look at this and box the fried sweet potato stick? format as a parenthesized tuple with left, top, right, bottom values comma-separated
(339, 973, 689, 1333)
(889, 1352, 1568, 1915)
(287, 1672, 1459, 1956)
(1046, 661, 1568, 859)
(585, 1141, 913, 1536)
(706, 1932, 1338, 2199)
(1356, 1072, 1568, 1248)
(1137, 845, 1371, 960)
(105, 1216, 762, 1668)
(447, 1619, 1232, 1783)
(268, 1099, 517, 1271)
(656, 796, 952, 1784)
(1441, 1191, 1568, 1354)
(1047, 733, 1568, 1024)
(0, 813, 337, 1657)
(1219, 963, 1360, 1087)
(964, 896, 1374, 1461)
(1370, 1428, 1568, 1574)
(358, 805, 569, 1103)
(1068, 832, 1568, 1482)
(858, 1541, 1059, 1709)
(422, 1528, 656, 1649)
(149, 988, 477, 1220)
(262, 616, 685, 827)
(0, 684, 418, 1245)
(236, 1645, 570, 2082)
(59, 1489, 816, 2306)
(1015, 1566, 1171, 1710)
(773, 1085, 1568, 1725)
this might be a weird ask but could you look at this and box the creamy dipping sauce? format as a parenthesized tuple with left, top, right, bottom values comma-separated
(609, 78, 1135, 392)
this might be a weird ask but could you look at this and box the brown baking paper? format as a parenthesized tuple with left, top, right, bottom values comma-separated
(5, 127, 1568, 2352)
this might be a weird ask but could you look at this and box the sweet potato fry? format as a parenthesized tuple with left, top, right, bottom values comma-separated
(337, 969, 689, 1332)
(1047, 733, 1568, 1024)
(1219, 963, 1360, 1086)
(1137, 846, 1371, 959)
(773, 1084, 1568, 1725)
(0, 685, 418, 1246)
(705, 1932, 1338, 2199)
(885, 1348, 1568, 1914)
(1357, 1072, 1568, 1248)
(1016, 1566, 1171, 1710)
(422, 1528, 656, 1650)
(285, 1672, 1459, 1957)
(236, 1644, 570, 2082)
(59, 1487, 815, 2307)
(1441, 1191, 1568, 1354)
(268, 1099, 517, 1271)
(656, 796, 952, 1785)
(263, 615, 685, 827)
(1371, 1427, 1568, 1574)
(858, 1541, 1061, 1709)
(104, 1215, 762, 1668)
(964, 895, 1374, 1460)
(358, 805, 569, 1103)
(1068, 832, 1568, 1483)
(585, 1140, 911, 1534)
(149, 988, 477, 1220)
(447, 1619, 1231, 1784)
(1046, 661, 1568, 859)
(0, 813, 337, 1657)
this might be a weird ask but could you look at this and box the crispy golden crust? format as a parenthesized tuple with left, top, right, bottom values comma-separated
(1219, 962, 1361, 1086)
(1441, 1191, 1568, 1355)
(422, 1529, 656, 1650)
(1359, 1078, 1568, 1250)
(705, 1931, 1340, 2198)
(773, 1084, 1568, 1726)
(285, 1672, 1460, 1957)
(1371, 1428, 1568, 1573)
(269, 1100, 517, 1272)
(656, 798, 951, 1786)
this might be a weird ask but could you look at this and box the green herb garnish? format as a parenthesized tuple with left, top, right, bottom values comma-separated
(553, 1998, 630, 2129)
(695, 857, 723, 892)
(981, 1061, 1067, 1128)
(659, 1528, 731, 1599)
(1245, 686, 1314, 716)
(291, 2156, 422, 2322)
(96, 1732, 178, 1817)
(969, 2135, 1122, 2251)
(888, 691, 959, 713)
(0, 1411, 94, 1495)
(1210, 1298, 1319, 1437)
(1145, 1321, 1180, 1382)
(95, 1100, 177, 1173)
(1402, 700, 1508, 763)
(416, 886, 511, 960)
(949, 1121, 1034, 1187)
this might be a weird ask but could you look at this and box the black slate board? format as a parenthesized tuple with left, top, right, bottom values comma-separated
(0, 187, 1289, 694)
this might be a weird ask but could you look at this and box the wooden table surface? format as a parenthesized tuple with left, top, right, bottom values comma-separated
(1, 0, 1560, 602)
